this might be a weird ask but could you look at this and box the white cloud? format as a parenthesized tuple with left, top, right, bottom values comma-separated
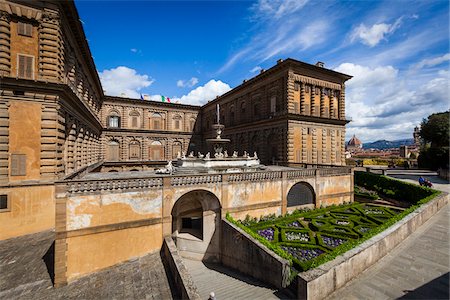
(335, 62, 449, 142)
(177, 77, 199, 88)
(130, 48, 138, 53)
(99, 66, 154, 98)
(251, 0, 309, 20)
(412, 53, 450, 70)
(250, 66, 262, 73)
(350, 17, 403, 47)
(172, 80, 231, 106)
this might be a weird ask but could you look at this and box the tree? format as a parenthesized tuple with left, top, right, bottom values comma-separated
(418, 111, 449, 170)
(420, 111, 449, 147)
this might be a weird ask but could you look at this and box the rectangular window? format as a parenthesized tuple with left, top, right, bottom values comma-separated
(109, 116, 119, 128)
(305, 85, 310, 93)
(294, 82, 300, 91)
(175, 120, 180, 130)
(0, 195, 8, 211)
(17, 54, 34, 79)
(153, 119, 160, 130)
(132, 116, 138, 128)
(270, 96, 276, 113)
(11, 154, 26, 176)
(18, 22, 32, 37)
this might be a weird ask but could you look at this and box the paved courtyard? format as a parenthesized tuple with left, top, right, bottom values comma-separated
(0, 231, 175, 300)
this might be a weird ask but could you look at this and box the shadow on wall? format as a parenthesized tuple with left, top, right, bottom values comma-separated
(398, 272, 449, 300)
(42, 241, 55, 285)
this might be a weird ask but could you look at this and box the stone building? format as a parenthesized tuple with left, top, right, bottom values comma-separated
(0, 0, 354, 287)
(347, 134, 363, 152)
(101, 96, 201, 162)
(202, 60, 351, 165)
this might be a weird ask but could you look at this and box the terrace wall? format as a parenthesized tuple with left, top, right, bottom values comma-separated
(221, 219, 291, 289)
(296, 192, 448, 300)
(54, 167, 353, 285)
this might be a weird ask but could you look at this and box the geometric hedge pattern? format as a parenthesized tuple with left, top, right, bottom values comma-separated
(247, 203, 402, 271)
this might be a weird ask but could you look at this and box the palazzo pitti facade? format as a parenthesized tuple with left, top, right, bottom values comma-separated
(0, 0, 353, 285)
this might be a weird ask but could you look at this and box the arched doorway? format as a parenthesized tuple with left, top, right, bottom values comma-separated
(171, 190, 221, 262)
(287, 182, 315, 208)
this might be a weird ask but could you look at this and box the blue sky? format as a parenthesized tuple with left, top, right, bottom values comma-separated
(76, 0, 449, 142)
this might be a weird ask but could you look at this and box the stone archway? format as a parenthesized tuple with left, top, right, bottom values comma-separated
(171, 190, 221, 262)
(287, 181, 315, 208)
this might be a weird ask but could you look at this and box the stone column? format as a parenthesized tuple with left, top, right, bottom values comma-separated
(312, 128, 317, 164)
(338, 85, 345, 120)
(330, 90, 335, 119)
(331, 130, 336, 165)
(300, 82, 306, 115)
(67, 122, 76, 173)
(340, 130, 346, 165)
(0, 11, 11, 76)
(39, 10, 62, 82)
(301, 127, 307, 163)
(310, 86, 316, 116)
(322, 129, 327, 163)
(320, 87, 325, 118)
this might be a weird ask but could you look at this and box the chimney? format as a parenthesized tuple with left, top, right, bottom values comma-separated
(260, 69, 265, 74)
(315, 61, 325, 68)
(243, 79, 247, 83)
(277, 59, 283, 64)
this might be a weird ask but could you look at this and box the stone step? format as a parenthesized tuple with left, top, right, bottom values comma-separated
(183, 259, 286, 299)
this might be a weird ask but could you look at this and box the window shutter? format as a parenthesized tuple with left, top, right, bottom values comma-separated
(25, 23, 32, 36)
(25, 56, 33, 79)
(18, 22, 24, 35)
(18, 22, 32, 36)
(18, 55, 25, 78)
(11, 154, 26, 176)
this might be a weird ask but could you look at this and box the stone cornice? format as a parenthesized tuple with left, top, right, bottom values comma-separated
(0, 76, 102, 131)
(102, 127, 199, 136)
(202, 58, 352, 110)
(103, 96, 201, 111)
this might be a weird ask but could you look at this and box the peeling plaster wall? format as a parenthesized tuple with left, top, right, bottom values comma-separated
(67, 190, 163, 230)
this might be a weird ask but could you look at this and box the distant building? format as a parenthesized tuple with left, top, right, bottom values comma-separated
(413, 126, 421, 146)
(347, 135, 363, 152)
(399, 145, 410, 158)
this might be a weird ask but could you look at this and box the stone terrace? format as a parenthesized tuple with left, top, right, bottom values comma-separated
(0, 231, 175, 300)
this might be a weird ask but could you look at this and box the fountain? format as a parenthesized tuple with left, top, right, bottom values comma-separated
(174, 104, 263, 173)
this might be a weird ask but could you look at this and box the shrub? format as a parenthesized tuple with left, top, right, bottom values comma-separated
(354, 171, 437, 203)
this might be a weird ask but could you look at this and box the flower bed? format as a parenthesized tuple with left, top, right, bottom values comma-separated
(226, 172, 440, 274)
(238, 202, 407, 271)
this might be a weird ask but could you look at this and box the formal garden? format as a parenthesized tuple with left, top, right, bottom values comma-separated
(227, 171, 440, 273)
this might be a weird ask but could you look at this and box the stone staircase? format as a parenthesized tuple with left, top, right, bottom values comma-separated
(183, 259, 288, 299)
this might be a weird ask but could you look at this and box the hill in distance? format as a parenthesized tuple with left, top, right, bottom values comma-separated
(363, 138, 415, 150)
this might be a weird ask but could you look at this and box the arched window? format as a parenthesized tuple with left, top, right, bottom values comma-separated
(108, 111, 120, 128)
(173, 115, 182, 131)
(172, 141, 182, 159)
(129, 111, 140, 128)
(151, 113, 163, 130)
(189, 118, 196, 132)
(240, 101, 246, 114)
(129, 140, 141, 160)
(287, 182, 315, 207)
(149, 140, 164, 160)
(253, 102, 260, 119)
(107, 140, 120, 161)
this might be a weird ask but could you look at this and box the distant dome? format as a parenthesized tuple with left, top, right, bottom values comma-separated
(348, 135, 362, 147)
